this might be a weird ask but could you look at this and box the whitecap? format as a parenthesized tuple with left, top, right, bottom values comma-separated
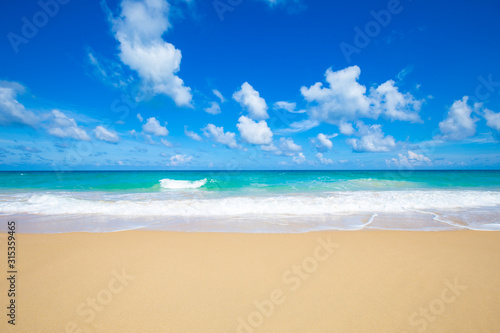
(159, 178, 207, 189)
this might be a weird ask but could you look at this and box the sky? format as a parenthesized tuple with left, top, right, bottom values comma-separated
(0, 0, 499, 170)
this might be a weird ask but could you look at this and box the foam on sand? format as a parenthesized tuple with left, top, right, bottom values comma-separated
(1, 190, 499, 232)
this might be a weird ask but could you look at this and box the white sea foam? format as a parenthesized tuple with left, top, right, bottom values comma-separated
(159, 178, 207, 189)
(1, 190, 499, 216)
(1, 190, 499, 232)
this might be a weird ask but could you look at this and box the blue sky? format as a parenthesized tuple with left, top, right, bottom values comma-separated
(0, 0, 499, 170)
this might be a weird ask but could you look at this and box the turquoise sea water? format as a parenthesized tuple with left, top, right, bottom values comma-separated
(1, 170, 499, 233)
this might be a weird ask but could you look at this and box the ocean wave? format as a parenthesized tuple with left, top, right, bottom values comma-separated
(159, 178, 207, 189)
(325, 178, 418, 190)
(1, 190, 499, 216)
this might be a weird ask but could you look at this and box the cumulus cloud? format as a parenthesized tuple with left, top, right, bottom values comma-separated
(169, 154, 192, 166)
(386, 150, 431, 168)
(316, 153, 333, 165)
(346, 122, 396, 152)
(142, 117, 168, 136)
(46, 110, 91, 141)
(137, 113, 144, 122)
(94, 126, 120, 143)
(109, 0, 192, 106)
(236, 115, 273, 145)
(370, 80, 422, 122)
(262, 137, 302, 156)
(298, 66, 422, 129)
(278, 137, 301, 153)
(0, 81, 39, 126)
(184, 126, 203, 141)
(204, 101, 221, 115)
(274, 101, 295, 113)
(339, 120, 354, 135)
(437, 96, 479, 141)
(483, 109, 500, 132)
(301, 66, 372, 122)
(293, 152, 306, 164)
(315, 133, 337, 152)
(203, 123, 238, 149)
(233, 82, 269, 120)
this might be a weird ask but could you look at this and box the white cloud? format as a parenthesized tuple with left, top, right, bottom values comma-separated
(301, 66, 372, 123)
(94, 126, 120, 143)
(278, 137, 301, 153)
(236, 115, 273, 145)
(233, 82, 269, 120)
(370, 80, 422, 122)
(339, 120, 354, 135)
(298, 66, 422, 128)
(315, 133, 336, 152)
(212, 89, 225, 103)
(293, 152, 306, 164)
(274, 101, 306, 114)
(144, 134, 155, 144)
(204, 101, 221, 115)
(396, 65, 414, 82)
(346, 122, 396, 152)
(408, 150, 431, 162)
(137, 113, 143, 122)
(184, 126, 203, 141)
(0, 81, 39, 126)
(203, 123, 238, 149)
(169, 154, 192, 166)
(142, 117, 168, 136)
(277, 119, 319, 134)
(110, 0, 192, 106)
(437, 96, 479, 141)
(386, 150, 431, 168)
(274, 101, 295, 112)
(47, 110, 91, 141)
(161, 138, 173, 147)
(316, 153, 333, 165)
(88, 52, 107, 79)
(258, 0, 305, 11)
(483, 109, 500, 132)
(262, 137, 302, 156)
(87, 50, 128, 88)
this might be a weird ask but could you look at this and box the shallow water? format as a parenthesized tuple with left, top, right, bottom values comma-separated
(1, 170, 499, 233)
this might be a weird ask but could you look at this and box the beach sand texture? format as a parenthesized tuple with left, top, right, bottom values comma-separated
(1, 230, 499, 332)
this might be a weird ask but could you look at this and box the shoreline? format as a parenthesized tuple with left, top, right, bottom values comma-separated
(1, 230, 500, 332)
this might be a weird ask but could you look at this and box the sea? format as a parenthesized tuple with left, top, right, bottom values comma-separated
(0, 170, 499, 233)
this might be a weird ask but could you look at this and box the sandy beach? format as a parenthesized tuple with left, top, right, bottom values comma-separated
(1, 230, 500, 332)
